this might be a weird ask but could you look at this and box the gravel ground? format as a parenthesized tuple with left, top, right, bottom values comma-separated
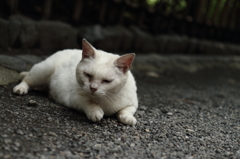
(1, 65, 240, 158)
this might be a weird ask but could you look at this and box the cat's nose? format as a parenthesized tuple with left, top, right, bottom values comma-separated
(90, 82, 98, 93)
(90, 87, 97, 93)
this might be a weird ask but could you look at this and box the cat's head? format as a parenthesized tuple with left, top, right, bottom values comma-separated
(76, 39, 135, 97)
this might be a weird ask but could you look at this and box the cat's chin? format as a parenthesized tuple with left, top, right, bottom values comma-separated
(89, 92, 105, 98)
(90, 94, 96, 97)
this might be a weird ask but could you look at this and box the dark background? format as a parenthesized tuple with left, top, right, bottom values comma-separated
(1, 0, 240, 52)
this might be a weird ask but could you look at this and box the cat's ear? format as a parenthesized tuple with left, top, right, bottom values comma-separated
(82, 39, 95, 59)
(114, 53, 135, 73)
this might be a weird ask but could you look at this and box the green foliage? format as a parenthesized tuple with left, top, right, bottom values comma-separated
(146, 0, 187, 13)
(146, 0, 160, 6)
(124, 0, 238, 28)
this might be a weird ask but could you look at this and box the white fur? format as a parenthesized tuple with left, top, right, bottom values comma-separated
(13, 48, 138, 125)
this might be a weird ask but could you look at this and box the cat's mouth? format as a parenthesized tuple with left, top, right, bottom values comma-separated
(89, 91, 99, 97)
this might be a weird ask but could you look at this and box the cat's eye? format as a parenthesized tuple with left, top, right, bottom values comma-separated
(102, 80, 112, 83)
(84, 72, 92, 79)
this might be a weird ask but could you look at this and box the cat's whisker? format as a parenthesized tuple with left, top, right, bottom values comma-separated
(106, 91, 115, 97)
(77, 85, 86, 91)
(99, 96, 108, 107)
(105, 92, 115, 101)
(104, 93, 115, 104)
(98, 96, 103, 105)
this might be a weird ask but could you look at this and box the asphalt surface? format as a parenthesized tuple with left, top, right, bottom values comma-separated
(1, 61, 240, 158)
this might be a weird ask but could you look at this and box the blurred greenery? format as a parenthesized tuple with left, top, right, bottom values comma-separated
(146, 0, 160, 6)
(146, 0, 187, 13)
(143, 0, 238, 28)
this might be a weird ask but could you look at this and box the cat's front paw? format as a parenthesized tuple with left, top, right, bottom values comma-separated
(118, 113, 137, 126)
(13, 83, 29, 95)
(86, 109, 104, 122)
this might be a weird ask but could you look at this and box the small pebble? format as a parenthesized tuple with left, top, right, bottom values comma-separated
(146, 71, 159, 78)
(186, 129, 195, 133)
(12, 146, 19, 151)
(16, 130, 24, 135)
(139, 106, 147, 110)
(236, 150, 240, 156)
(130, 143, 135, 147)
(167, 112, 173, 116)
(14, 142, 20, 147)
(2, 134, 8, 138)
(49, 132, 57, 136)
(93, 144, 102, 150)
(121, 136, 126, 141)
(61, 150, 72, 156)
(27, 100, 38, 106)
(47, 117, 52, 121)
(161, 109, 168, 114)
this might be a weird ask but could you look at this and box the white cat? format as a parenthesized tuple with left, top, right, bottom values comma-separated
(13, 39, 138, 125)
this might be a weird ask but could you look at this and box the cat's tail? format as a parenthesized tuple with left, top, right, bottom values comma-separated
(19, 71, 29, 79)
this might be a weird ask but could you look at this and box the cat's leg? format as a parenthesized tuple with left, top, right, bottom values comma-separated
(12, 71, 29, 95)
(83, 104, 104, 122)
(117, 106, 137, 126)
(19, 71, 29, 78)
(13, 61, 54, 95)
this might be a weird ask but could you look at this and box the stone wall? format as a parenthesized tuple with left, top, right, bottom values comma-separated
(1, 17, 240, 54)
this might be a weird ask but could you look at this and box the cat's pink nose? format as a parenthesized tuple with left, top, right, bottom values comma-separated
(90, 87, 97, 93)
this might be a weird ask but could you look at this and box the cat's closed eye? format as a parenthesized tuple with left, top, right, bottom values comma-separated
(102, 80, 112, 83)
(84, 72, 92, 79)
